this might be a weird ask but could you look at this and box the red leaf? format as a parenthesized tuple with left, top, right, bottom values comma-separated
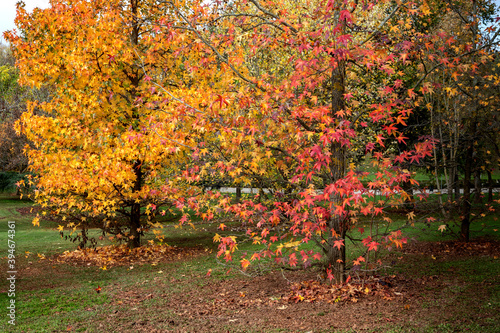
(333, 239, 344, 250)
(326, 268, 334, 281)
(214, 94, 229, 108)
(367, 241, 380, 251)
(339, 10, 352, 23)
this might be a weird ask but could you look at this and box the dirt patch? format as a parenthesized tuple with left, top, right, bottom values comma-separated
(16, 205, 63, 225)
(97, 240, 499, 332)
(103, 268, 489, 333)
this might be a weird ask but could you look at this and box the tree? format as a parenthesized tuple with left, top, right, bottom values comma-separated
(410, 0, 500, 241)
(5, 0, 217, 247)
(142, 0, 443, 282)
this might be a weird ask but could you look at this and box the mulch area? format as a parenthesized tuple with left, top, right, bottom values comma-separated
(102, 270, 418, 332)
(16, 205, 61, 224)
(16, 206, 38, 216)
(86, 238, 498, 332)
(100, 268, 484, 332)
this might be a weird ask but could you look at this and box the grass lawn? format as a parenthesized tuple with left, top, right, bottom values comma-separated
(0, 191, 499, 332)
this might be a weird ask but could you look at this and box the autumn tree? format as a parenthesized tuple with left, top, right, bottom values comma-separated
(196, 0, 499, 281)
(5, 0, 219, 247)
(409, 0, 500, 241)
(0, 59, 25, 173)
(136, 0, 450, 282)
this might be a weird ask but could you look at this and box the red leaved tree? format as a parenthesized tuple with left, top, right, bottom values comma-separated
(141, 0, 453, 282)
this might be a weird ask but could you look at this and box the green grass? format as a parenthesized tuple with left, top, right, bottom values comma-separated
(0, 192, 240, 331)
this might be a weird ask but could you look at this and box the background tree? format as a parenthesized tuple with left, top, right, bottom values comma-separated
(410, 0, 500, 241)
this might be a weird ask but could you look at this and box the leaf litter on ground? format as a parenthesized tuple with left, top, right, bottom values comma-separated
(55, 244, 209, 267)
(283, 275, 402, 304)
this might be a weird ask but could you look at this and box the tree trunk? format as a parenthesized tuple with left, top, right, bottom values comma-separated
(460, 124, 475, 242)
(473, 169, 482, 204)
(326, 212, 347, 282)
(487, 170, 493, 202)
(401, 179, 415, 212)
(128, 0, 142, 249)
(326, 57, 347, 283)
(430, 105, 447, 216)
(235, 186, 242, 203)
(129, 160, 143, 248)
(454, 172, 460, 201)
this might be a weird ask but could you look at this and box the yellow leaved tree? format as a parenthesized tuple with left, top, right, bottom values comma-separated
(6, 0, 225, 247)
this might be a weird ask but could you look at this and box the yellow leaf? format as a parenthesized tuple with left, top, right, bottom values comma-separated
(284, 240, 301, 248)
(241, 259, 250, 270)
